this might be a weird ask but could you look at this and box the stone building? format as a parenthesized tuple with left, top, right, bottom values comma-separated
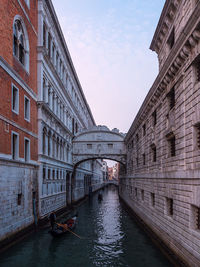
(120, 0, 200, 265)
(0, 0, 38, 242)
(37, 0, 104, 217)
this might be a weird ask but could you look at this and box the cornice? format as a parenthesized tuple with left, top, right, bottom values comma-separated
(150, 0, 179, 52)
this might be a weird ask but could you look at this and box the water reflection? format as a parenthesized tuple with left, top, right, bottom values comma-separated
(0, 186, 172, 267)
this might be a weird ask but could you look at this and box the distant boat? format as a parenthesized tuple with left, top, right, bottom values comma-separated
(49, 216, 77, 237)
(98, 193, 103, 201)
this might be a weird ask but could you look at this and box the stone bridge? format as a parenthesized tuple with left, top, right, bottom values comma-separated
(72, 126, 126, 166)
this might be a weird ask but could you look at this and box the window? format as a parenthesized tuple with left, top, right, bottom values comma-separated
(108, 144, 113, 149)
(72, 118, 75, 135)
(166, 198, 173, 216)
(12, 132, 19, 160)
(87, 144, 92, 149)
(152, 110, 157, 126)
(151, 193, 155, 207)
(135, 188, 137, 198)
(48, 168, 51, 179)
(167, 87, 175, 110)
(151, 144, 157, 162)
(43, 167, 46, 180)
(143, 124, 146, 136)
(167, 28, 175, 50)
(24, 96, 30, 121)
(24, 138, 30, 162)
(12, 85, 19, 114)
(52, 43, 55, 63)
(13, 18, 29, 68)
(48, 32, 51, 57)
(141, 190, 144, 201)
(195, 123, 200, 149)
(166, 132, 176, 157)
(43, 22, 46, 47)
(191, 205, 200, 230)
(17, 193, 22, 205)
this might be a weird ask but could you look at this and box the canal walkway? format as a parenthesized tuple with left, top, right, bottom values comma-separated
(0, 186, 172, 267)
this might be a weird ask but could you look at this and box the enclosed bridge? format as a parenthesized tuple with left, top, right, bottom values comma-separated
(72, 125, 126, 166)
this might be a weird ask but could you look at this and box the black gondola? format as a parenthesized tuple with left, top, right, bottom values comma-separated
(49, 216, 77, 237)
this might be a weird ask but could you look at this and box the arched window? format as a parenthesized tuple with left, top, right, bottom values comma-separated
(48, 130, 51, 156)
(13, 17, 29, 70)
(43, 127, 47, 155)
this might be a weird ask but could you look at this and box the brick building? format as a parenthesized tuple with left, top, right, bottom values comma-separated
(0, 0, 38, 242)
(120, 0, 200, 265)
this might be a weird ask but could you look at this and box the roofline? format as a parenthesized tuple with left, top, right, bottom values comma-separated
(150, 0, 171, 51)
(46, 0, 96, 126)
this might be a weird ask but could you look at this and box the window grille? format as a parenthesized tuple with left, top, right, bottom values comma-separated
(196, 124, 200, 148)
(166, 198, 173, 216)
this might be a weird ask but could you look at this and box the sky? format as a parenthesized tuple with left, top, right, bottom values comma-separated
(51, 0, 165, 135)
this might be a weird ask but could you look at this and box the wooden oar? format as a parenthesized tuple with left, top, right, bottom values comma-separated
(56, 223, 82, 239)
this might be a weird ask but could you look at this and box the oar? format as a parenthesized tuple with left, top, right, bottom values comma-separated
(56, 223, 83, 239)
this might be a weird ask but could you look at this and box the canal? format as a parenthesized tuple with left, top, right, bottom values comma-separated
(0, 186, 172, 267)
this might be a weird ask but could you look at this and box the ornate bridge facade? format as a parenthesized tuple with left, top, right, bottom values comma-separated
(72, 126, 126, 166)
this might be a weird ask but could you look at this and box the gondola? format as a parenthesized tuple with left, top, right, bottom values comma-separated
(49, 216, 77, 237)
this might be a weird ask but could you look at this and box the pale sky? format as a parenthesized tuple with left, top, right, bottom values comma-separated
(51, 0, 165, 134)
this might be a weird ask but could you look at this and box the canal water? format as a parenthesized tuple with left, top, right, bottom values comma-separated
(0, 186, 172, 267)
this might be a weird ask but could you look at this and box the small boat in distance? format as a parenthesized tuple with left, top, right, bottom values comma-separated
(98, 193, 103, 201)
(49, 215, 77, 237)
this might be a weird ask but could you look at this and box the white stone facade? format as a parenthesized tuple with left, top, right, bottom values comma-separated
(37, 0, 104, 218)
(120, 0, 200, 266)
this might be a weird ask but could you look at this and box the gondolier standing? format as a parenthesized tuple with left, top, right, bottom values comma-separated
(49, 212, 56, 229)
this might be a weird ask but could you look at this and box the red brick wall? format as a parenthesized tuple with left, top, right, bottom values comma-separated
(0, 0, 38, 161)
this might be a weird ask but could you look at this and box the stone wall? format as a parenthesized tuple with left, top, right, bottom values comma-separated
(121, 0, 200, 265)
(0, 161, 38, 241)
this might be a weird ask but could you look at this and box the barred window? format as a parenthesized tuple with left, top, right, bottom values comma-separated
(151, 144, 157, 162)
(191, 205, 200, 230)
(166, 132, 176, 157)
(166, 198, 173, 216)
(195, 123, 200, 149)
